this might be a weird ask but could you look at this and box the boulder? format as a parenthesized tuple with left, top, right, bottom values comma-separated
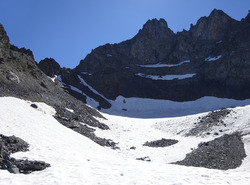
(0, 134, 50, 174)
(143, 138, 178, 147)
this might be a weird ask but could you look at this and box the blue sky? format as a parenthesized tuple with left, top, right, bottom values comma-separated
(0, 0, 249, 68)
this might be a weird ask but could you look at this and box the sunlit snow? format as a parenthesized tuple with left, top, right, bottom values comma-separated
(63, 77, 250, 118)
(1, 97, 250, 185)
(47, 75, 57, 82)
(101, 96, 250, 118)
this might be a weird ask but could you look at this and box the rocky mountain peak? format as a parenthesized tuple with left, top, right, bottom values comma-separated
(33, 10, 250, 110)
(38, 57, 61, 77)
(190, 9, 236, 40)
(139, 18, 174, 39)
(0, 24, 33, 59)
(209, 8, 228, 18)
(0, 24, 10, 49)
(244, 10, 250, 23)
(128, 18, 176, 64)
(208, 8, 234, 26)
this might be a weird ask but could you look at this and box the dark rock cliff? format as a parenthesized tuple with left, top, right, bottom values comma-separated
(78, 10, 250, 103)
(38, 9, 250, 109)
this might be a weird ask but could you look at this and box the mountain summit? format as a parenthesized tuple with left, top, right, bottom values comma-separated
(190, 9, 238, 40)
(38, 9, 250, 111)
(139, 18, 174, 38)
(0, 24, 10, 48)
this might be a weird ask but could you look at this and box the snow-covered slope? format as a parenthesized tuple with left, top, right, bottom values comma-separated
(100, 96, 250, 118)
(1, 97, 250, 185)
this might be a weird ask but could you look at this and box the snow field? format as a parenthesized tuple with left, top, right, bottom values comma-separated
(101, 96, 250, 118)
(58, 73, 250, 119)
(94, 115, 202, 164)
(0, 97, 250, 185)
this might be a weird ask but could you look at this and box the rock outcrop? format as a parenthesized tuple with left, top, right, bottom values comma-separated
(38, 57, 61, 77)
(0, 24, 117, 148)
(0, 134, 50, 174)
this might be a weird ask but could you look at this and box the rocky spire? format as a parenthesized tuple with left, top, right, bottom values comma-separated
(243, 10, 250, 23)
(38, 58, 62, 77)
(128, 18, 176, 64)
(139, 18, 174, 39)
(0, 24, 10, 49)
(208, 8, 229, 18)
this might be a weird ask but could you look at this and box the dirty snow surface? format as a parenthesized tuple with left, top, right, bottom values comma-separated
(1, 97, 250, 185)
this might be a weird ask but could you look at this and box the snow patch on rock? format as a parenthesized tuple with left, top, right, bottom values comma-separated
(135, 73, 196, 80)
(205, 55, 222, 62)
(139, 60, 190, 68)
